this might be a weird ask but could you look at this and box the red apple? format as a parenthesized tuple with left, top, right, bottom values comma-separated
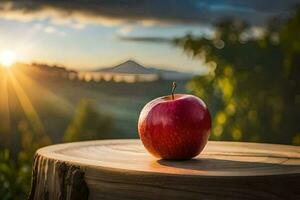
(138, 83, 211, 160)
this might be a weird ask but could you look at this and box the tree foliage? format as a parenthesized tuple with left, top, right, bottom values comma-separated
(0, 149, 31, 200)
(176, 8, 300, 145)
(0, 118, 51, 200)
(64, 99, 114, 142)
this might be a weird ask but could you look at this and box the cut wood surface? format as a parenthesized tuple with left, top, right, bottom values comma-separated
(29, 140, 300, 200)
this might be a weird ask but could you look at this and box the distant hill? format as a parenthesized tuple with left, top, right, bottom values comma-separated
(94, 60, 194, 80)
(97, 60, 153, 74)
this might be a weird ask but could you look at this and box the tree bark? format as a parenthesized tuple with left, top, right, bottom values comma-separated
(28, 154, 88, 200)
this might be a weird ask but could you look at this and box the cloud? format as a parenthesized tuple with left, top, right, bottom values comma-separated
(118, 25, 270, 44)
(118, 26, 133, 35)
(118, 36, 172, 43)
(0, 0, 299, 29)
(33, 23, 66, 37)
(44, 26, 56, 33)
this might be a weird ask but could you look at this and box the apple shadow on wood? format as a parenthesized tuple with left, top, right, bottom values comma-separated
(156, 158, 300, 199)
(157, 158, 300, 174)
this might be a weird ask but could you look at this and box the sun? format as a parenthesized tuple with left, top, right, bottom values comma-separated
(0, 50, 17, 68)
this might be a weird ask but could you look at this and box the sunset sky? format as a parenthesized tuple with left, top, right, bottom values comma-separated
(0, 0, 298, 73)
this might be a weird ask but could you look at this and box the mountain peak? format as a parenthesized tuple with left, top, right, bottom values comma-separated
(122, 59, 139, 65)
(116, 59, 144, 69)
(93, 59, 193, 80)
(99, 59, 154, 74)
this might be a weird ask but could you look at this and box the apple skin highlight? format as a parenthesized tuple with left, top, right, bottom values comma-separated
(138, 94, 211, 160)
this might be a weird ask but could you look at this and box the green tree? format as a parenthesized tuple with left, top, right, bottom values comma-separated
(0, 149, 31, 200)
(64, 99, 114, 142)
(175, 8, 300, 145)
(0, 118, 50, 200)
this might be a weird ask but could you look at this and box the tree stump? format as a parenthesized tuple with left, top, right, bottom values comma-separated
(29, 140, 300, 200)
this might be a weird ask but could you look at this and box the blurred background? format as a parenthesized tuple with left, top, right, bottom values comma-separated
(0, 0, 300, 199)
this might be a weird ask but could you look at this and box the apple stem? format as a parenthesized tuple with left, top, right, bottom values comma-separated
(171, 81, 177, 100)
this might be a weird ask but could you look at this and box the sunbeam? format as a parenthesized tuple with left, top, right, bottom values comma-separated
(0, 72, 11, 146)
(8, 71, 51, 146)
(16, 70, 74, 114)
